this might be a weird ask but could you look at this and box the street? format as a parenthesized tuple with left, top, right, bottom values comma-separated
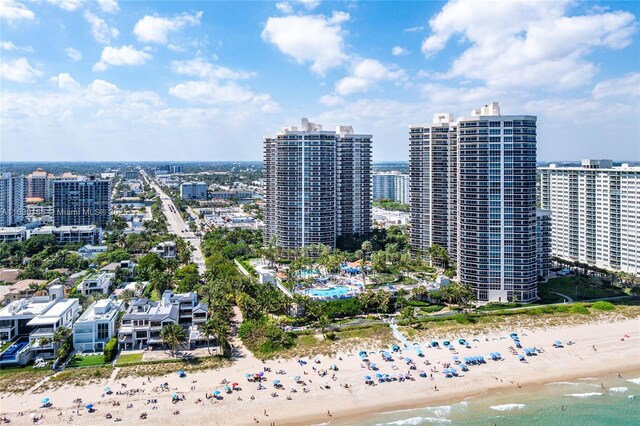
(140, 170, 207, 275)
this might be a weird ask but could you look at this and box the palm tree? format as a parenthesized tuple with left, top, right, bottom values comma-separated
(317, 315, 330, 338)
(361, 241, 373, 259)
(120, 289, 136, 303)
(199, 319, 217, 355)
(209, 316, 232, 357)
(400, 306, 417, 326)
(160, 323, 186, 357)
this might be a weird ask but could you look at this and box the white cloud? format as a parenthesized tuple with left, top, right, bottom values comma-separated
(275, 2, 293, 14)
(83, 11, 119, 44)
(319, 94, 344, 106)
(422, 0, 637, 90)
(404, 25, 424, 32)
(49, 73, 81, 91)
(276, 1, 320, 14)
(65, 47, 82, 61)
(93, 45, 152, 72)
(0, 41, 33, 52)
(46, 0, 83, 11)
(0, 0, 35, 22)
(0, 58, 42, 83)
(169, 58, 279, 113)
(335, 58, 406, 96)
(97, 0, 119, 14)
(133, 12, 203, 45)
(391, 46, 409, 56)
(592, 73, 640, 99)
(261, 11, 350, 75)
(171, 58, 255, 80)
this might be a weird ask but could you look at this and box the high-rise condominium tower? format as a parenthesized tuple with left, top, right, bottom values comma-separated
(53, 177, 111, 228)
(0, 173, 26, 227)
(410, 102, 538, 302)
(539, 160, 639, 274)
(264, 118, 372, 250)
(373, 172, 409, 204)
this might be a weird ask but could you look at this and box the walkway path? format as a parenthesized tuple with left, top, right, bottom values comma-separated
(550, 292, 574, 303)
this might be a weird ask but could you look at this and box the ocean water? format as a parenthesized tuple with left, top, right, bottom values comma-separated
(331, 371, 640, 425)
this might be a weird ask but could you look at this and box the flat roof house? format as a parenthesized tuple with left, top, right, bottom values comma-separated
(0, 296, 80, 366)
(73, 299, 123, 353)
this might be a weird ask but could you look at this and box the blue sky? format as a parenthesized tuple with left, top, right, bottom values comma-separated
(1, 0, 639, 161)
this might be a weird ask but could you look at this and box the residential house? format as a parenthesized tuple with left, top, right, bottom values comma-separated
(118, 290, 208, 351)
(73, 299, 123, 352)
(77, 271, 115, 296)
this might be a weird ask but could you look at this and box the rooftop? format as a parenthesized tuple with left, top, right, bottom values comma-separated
(76, 299, 122, 323)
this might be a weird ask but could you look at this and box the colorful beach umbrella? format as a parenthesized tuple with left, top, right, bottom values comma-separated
(41, 398, 50, 404)
(213, 390, 221, 396)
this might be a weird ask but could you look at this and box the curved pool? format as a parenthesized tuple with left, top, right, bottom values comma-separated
(307, 286, 350, 298)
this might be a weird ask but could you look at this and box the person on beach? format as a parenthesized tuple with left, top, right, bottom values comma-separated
(327, 410, 332, 417)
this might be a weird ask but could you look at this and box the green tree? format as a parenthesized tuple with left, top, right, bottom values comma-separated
(400, 306, 418, 326)
(160, 323, 186, 357)
(317, 315, 330, 338)
(175, 263, 200, 293)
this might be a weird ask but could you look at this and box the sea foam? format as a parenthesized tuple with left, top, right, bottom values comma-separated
(627, 378, 640, 385)
(489, 404, 526, 411)
(564, 392, 604, 398)
(548, 382, 599, 387)
(380, 417, 452, 425)
(608, 387, 628, 393)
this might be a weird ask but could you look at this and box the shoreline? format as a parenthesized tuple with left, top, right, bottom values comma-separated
(1, 318, 639, 425)
(293, 365, 640, 426)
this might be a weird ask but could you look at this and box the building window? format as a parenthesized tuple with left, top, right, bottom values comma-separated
(97, 323, 109, 340)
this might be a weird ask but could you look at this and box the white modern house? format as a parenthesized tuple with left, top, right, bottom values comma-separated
(118, 290, 208, 351)
(77, 271, 115, 296)
(150, 241, 177, 259)
(0, 295, 80, 366)
(73, 299, 123, 353)
(77, 244, 108, 259)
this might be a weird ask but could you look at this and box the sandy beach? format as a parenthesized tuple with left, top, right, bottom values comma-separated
(2, 317, 639, 425)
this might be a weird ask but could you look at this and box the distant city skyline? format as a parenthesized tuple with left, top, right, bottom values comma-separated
(1, 0, 639, 162)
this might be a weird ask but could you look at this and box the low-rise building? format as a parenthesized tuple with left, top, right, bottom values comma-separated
(0, 296, 80, 366)
(113, 281, 149, 298)
(0, 279, 48, 304)
(77, 271, 115, 296)
(118, 290, 207, 351)
(0, 227, 28, 243)
(73, 299, 123, 352)
(151, 241, 176, 259)
(31, 225, 102, 245)
(77, 244, 108, 259)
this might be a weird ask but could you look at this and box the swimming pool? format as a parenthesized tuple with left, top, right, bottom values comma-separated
(297, 269, 320, 278)
(0, 337, 29, 361)
(307, 286, 350, 298)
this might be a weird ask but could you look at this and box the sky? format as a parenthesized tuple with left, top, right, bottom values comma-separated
(1, 0, 639, 162)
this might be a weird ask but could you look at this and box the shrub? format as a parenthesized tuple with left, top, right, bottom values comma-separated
(103, 337, 118, 362)
(570, 303, 590, 315)
(591, 301, 616, 311)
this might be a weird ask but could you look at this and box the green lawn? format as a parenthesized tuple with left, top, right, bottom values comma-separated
(115, 353, 143, 365)
(538, 276, 626, 304)
(0, 340, 14, 354)
(66, 354, 106, 368)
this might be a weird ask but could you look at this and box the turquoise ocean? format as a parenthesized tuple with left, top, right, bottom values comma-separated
(327, 370, 640, 426)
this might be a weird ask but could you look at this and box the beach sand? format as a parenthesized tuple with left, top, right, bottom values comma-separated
(1, 317, 639, 425)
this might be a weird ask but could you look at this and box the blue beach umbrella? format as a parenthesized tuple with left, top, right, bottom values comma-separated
(364, 375, 372, 381)
(86, 404, 94, 410)
(273, 380, 281, 385)
(453, 356, 459, 361)
(293, 376, 301, 381)
(41, 398, 50, 405)
(518, 355, 525, 361)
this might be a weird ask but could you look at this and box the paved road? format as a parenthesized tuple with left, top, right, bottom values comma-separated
(141, 170, 206, 275)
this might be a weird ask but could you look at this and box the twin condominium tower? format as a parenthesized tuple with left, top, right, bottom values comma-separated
(264, 103, 538, 302)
